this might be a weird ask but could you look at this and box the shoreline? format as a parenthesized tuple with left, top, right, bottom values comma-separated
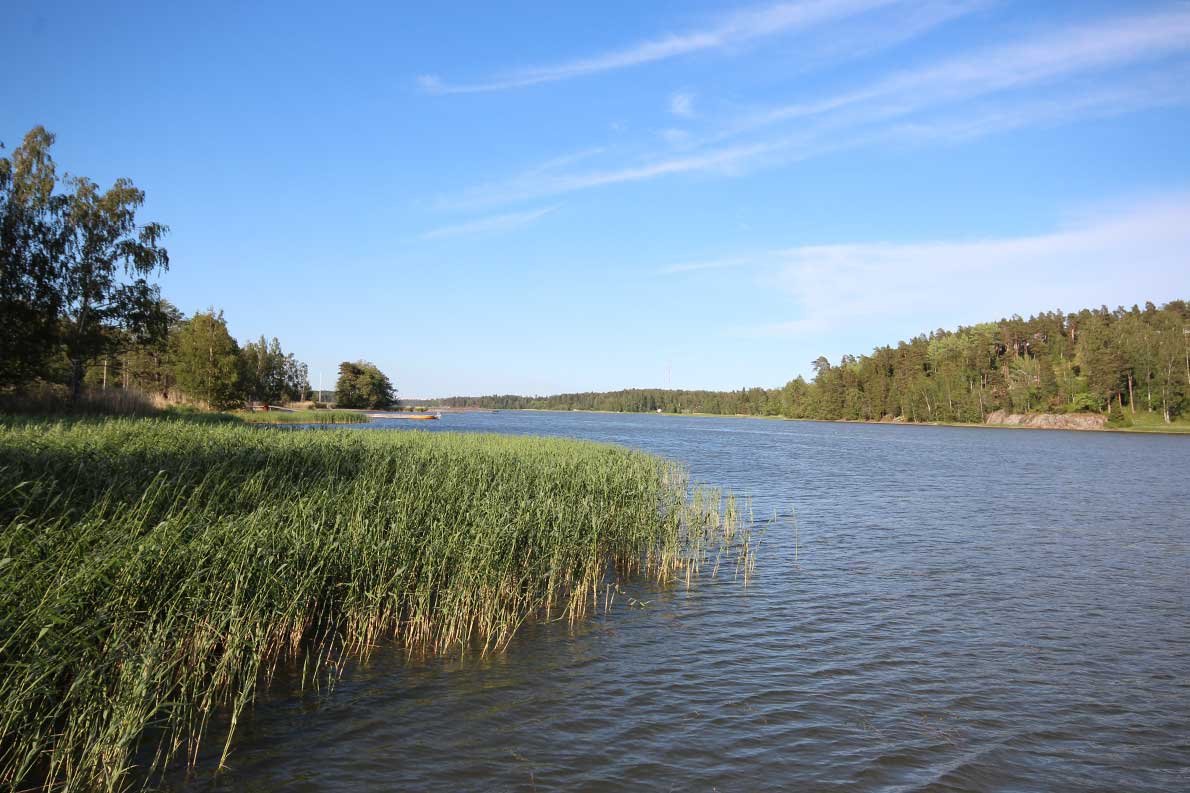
(453, 407, 1190, 436)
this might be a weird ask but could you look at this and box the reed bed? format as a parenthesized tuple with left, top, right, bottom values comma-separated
(0, 417, 753, 791)
(235, 409, 368, 424)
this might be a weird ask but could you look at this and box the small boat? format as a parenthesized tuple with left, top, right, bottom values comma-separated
(365, 412, 439, 420)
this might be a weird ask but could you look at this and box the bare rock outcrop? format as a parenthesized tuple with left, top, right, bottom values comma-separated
(984, 410, 1106, 430)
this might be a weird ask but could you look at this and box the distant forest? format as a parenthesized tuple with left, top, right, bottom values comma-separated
(440, 301, 1190, 424)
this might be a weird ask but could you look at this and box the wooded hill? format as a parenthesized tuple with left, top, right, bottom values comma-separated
(439, 301, 1190, 425)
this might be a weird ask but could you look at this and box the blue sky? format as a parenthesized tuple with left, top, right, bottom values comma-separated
(4, 1, 1189, 397)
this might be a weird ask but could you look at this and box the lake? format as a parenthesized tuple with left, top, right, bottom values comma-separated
(178, 412, 1189, 792)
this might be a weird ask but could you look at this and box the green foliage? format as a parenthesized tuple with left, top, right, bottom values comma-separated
(0, 128, 316, 412)
(0, 418, 751, 791)
(1067, 392, 1102, 413)
(57, 174, 169, 397)
(115, 300, 183, 397)
(0, 126, 169, 396)
(0, 127, 315, 414)
(440, 301, 1190, 426)
(1107, 402, 1132, 428)
(1037, 358, 1058, 403)
(239, 336, 309, 404)
(440, 386, 779, 415)
(169, 310, 242, 409)
(1120, 409, 1190, 433)
(0, 128, 63, 386)
(335, 360, 397, 409)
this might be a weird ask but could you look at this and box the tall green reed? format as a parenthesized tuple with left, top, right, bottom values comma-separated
(0, 417, 753, 791)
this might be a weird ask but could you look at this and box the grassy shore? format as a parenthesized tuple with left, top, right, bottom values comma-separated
(0, 417, 752, 791)
(1114, 409, 1190, 433)
(234, 409, 369, 424)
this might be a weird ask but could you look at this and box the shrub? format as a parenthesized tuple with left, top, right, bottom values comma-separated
(1107, 402, 1132, 428)
(1067, 392, 1101, 413)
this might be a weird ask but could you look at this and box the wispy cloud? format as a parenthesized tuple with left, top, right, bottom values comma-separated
(658, 128, 692, 146)
(442, 138, 797, 210)
(525, 147, 608, 173)
(885, 66, 1190, 144)
(439, 7, 1190, 208)
(781, 0, 992, 74)
(730, 5, 1190, 135)
(658, 256, 753, 275)
(418, 0, 908, 94)
(669, 91, 696, 118)
(730, 194, 1190, 338)
(420, 206, 558, 240)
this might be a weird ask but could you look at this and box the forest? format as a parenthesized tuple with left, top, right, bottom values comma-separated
(441, 301, 1190, 425)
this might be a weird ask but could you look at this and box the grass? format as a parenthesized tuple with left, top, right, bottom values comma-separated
(234, 409, 369, 424)
(0, 417, 753, 792)
(1114, 409, 1190, 433)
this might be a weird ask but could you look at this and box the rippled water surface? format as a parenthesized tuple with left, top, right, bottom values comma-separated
(179, 413, 1189, 792)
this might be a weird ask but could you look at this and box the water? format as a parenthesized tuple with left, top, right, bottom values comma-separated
(178, 413, 1189, 791)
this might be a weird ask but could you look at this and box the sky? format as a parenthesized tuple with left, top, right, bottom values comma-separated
(3, 0, 1189, 397)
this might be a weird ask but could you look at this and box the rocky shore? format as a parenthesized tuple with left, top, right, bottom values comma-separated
(984, 410, 1106, 430)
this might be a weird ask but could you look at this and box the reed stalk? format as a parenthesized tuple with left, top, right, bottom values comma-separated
(0, 417, 753, 791)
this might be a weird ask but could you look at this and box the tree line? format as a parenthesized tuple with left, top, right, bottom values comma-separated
(7, 127, 1181, 423)
(2, 126, 396, 412)
(441, 301, 1190, 425)
(120, 305, 311, 409)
